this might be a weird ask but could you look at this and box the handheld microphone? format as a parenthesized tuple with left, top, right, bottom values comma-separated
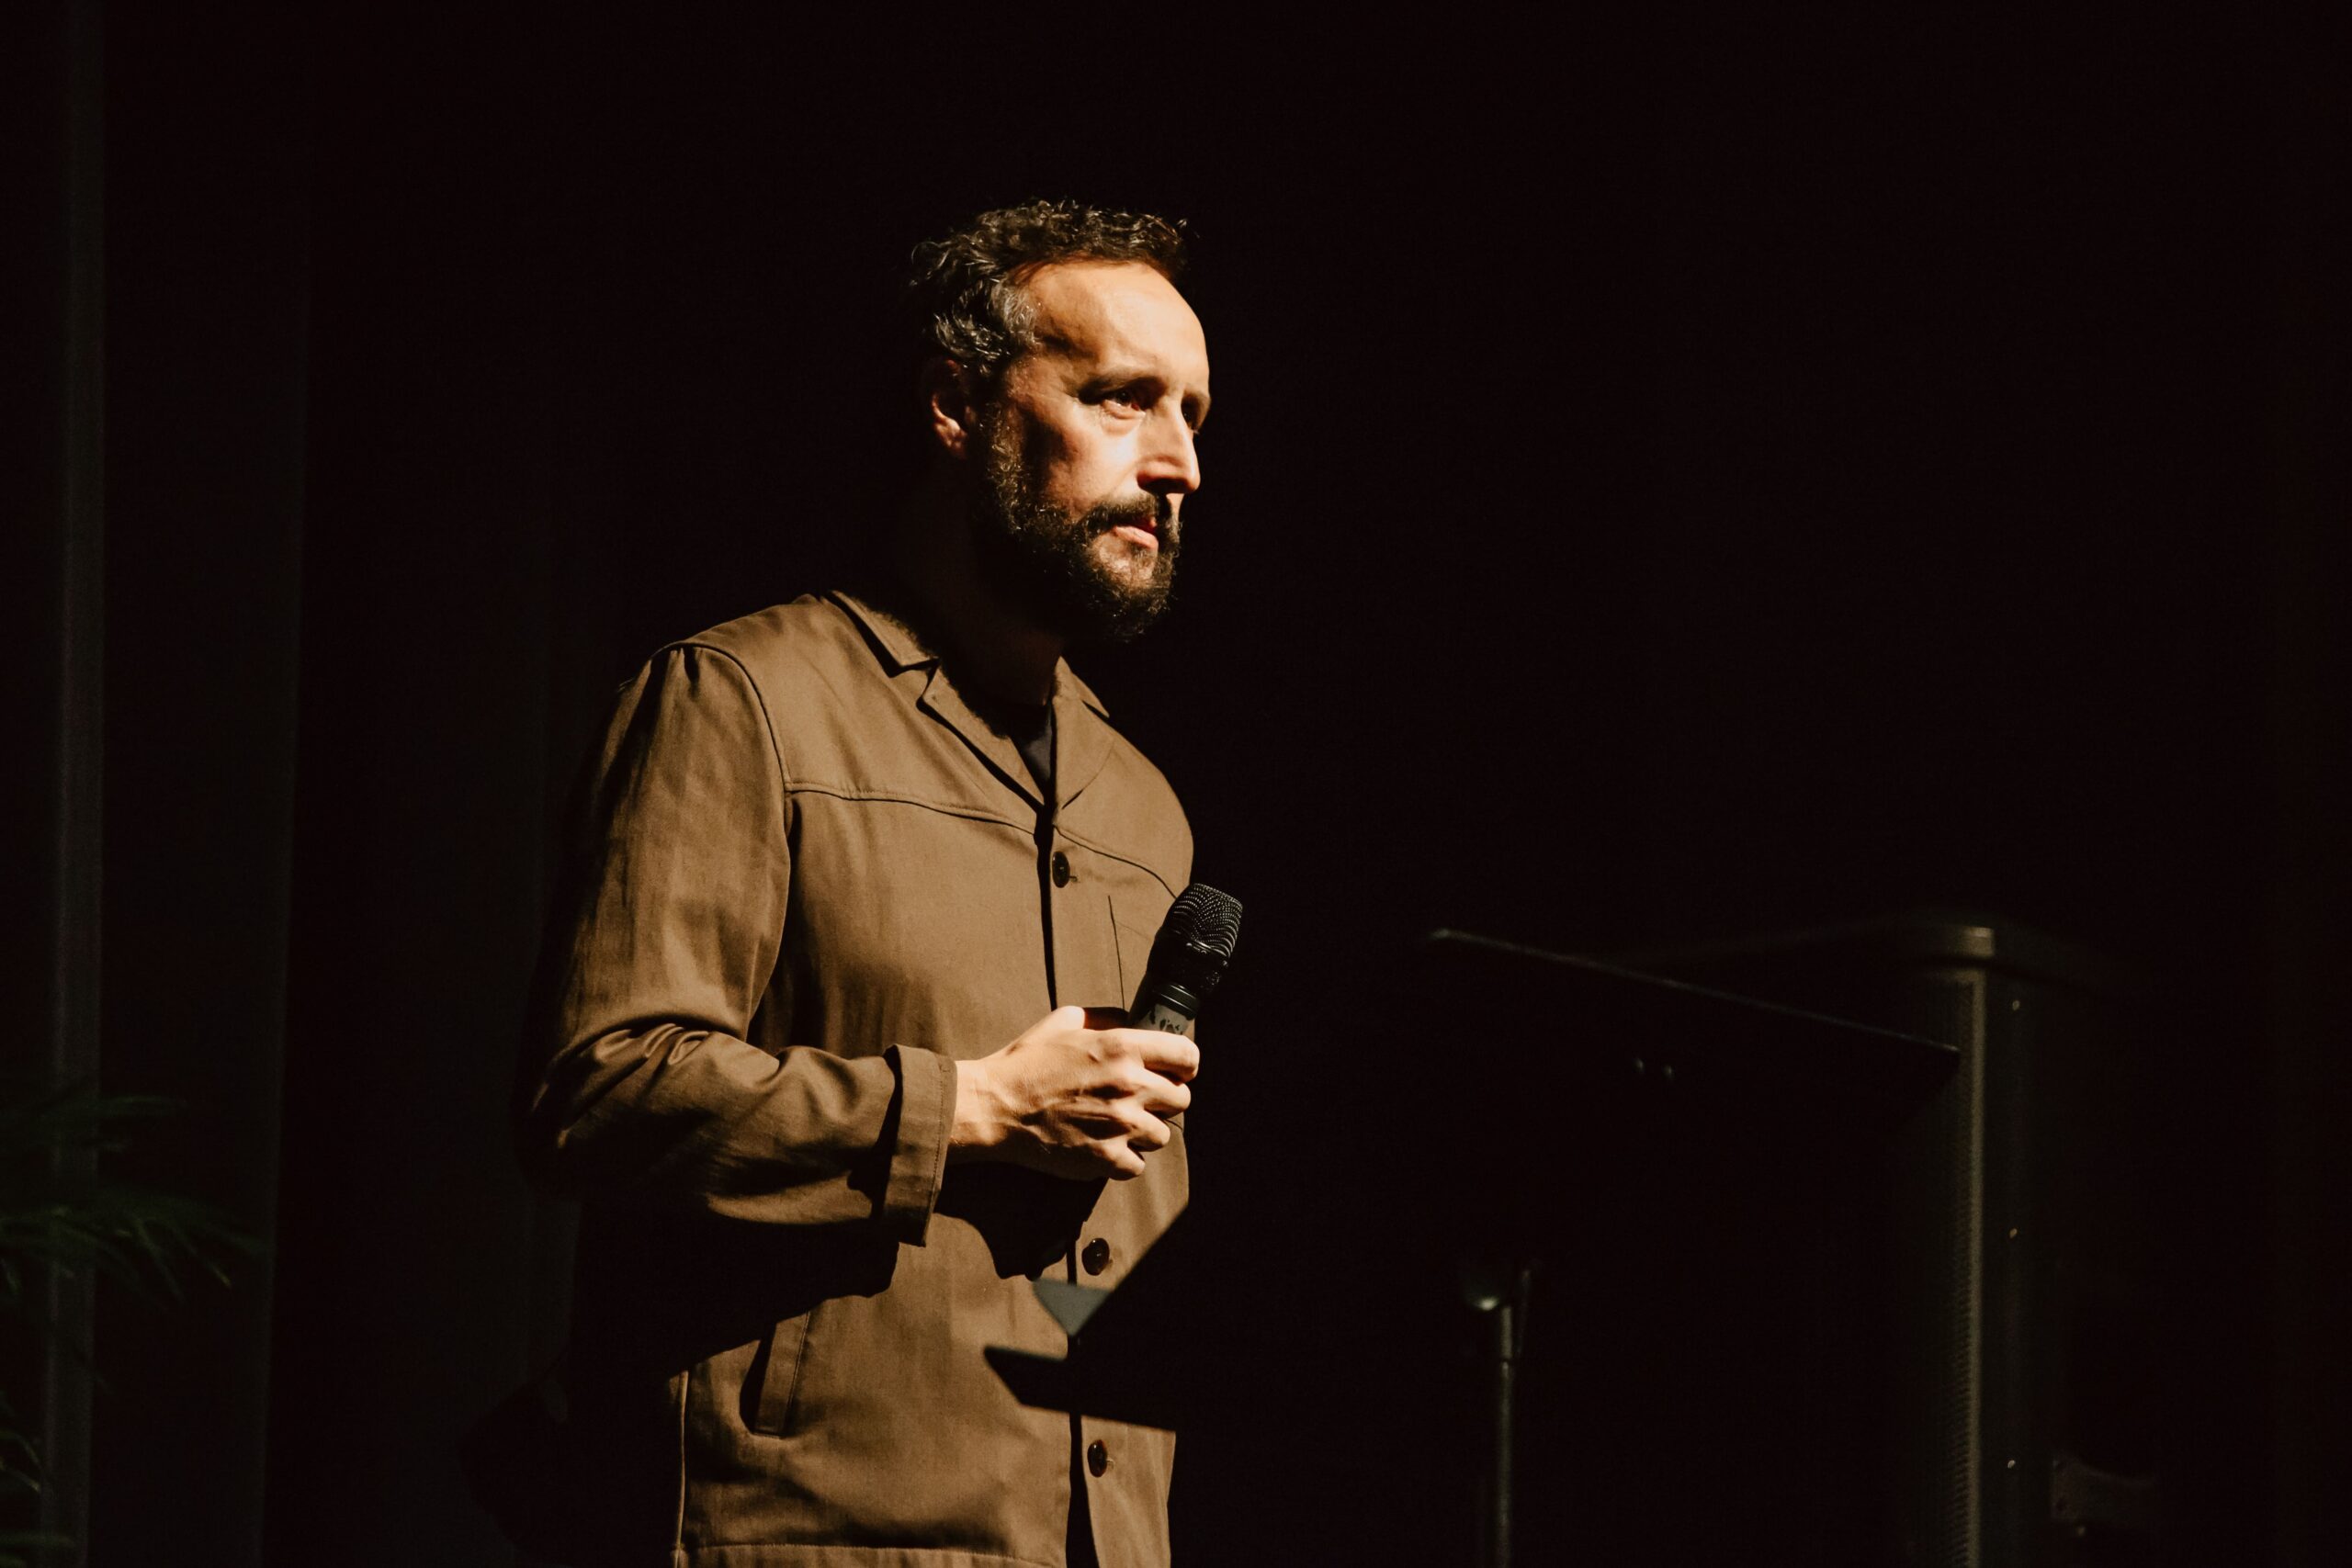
(1127, 884, 1243, 1034)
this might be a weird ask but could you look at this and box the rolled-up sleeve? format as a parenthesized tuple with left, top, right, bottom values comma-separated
(516, 642, 950, 1243)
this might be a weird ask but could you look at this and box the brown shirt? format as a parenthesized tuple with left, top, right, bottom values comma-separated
(517, 590, 1192, 1567)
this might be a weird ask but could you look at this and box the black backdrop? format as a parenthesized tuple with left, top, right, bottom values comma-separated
(9, 7, 2346, 1564)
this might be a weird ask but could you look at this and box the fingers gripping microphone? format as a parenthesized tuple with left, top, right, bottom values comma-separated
(1128, 884, 1243, 1034)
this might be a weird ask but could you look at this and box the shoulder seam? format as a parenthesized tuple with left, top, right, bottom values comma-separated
(669, 640, 793, 828)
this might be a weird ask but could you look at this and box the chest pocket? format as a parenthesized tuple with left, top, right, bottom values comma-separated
(1049, 840, 1181, 1021)
(1051, 855, 1141, 1017)
(1112, 911, 1156, 1018)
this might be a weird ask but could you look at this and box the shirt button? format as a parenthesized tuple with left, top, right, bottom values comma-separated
(1087, 1439, 1110, 1477)
(1082, 1237, 1111, 1275)
(1050, 851, 1072, 887)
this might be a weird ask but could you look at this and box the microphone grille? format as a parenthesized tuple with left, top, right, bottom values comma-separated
(1164, 883, 1243, 961)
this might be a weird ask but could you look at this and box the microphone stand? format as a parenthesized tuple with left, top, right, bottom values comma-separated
(1465, 1256, 1538, 1568)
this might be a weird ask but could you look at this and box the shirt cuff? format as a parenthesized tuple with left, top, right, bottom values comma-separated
(879, 1043, 956, 1244)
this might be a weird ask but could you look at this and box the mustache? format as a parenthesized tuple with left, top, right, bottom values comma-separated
(1087, 491, 1177, 534)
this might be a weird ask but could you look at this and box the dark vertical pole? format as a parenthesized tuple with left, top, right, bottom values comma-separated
(1491, 1292, 1516, 1568)
(2265, 14, 2352, 1567)
(1470, 1259, 1535, 1568)
(42, 0, 105, 1557)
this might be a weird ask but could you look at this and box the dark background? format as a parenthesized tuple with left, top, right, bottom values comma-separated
(7, 6, 2346, 1564)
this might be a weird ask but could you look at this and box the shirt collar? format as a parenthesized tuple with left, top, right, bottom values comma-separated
(825, 587, 1119, 811)
(826, 587, 1112, 718)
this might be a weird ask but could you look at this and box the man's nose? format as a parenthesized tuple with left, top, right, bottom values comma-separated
(1136, 409, 1201, 498)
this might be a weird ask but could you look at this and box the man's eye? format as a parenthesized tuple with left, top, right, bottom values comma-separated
(1106, 389, 1147, 410)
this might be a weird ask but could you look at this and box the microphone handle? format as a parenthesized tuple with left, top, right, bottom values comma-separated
(1127, 976, 1204, 1036)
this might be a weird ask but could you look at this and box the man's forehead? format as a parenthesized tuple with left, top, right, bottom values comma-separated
(1022, 261, 1209, 382)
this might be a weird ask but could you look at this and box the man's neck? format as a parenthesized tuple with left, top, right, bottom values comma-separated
(889, 478, 1065, 706)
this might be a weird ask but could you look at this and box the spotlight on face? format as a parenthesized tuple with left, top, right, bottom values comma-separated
(958, 261, 1208, 645)
(967, 411, 1182, 644)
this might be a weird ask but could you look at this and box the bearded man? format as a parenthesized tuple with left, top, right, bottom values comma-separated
(511, 202, 1212, 1568)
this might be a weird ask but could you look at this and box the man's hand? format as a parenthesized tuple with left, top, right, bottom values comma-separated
(950, 1005, 1197, 1180)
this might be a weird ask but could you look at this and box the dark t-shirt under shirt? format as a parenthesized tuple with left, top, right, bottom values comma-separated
(964, 687, 1056, 803)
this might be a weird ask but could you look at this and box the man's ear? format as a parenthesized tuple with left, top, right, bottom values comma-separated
(921, 356, 983, 460)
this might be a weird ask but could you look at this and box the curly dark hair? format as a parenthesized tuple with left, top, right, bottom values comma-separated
(904, 199, 1189, 381)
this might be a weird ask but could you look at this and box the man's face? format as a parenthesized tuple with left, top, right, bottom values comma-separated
(965, 260, 1210, 643)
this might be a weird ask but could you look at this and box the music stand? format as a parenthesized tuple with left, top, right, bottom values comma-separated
(1413, 929, 1958, 1567)
(985, 929, 1956, 1565)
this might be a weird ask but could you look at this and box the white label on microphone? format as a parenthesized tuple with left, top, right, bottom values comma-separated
(1133, 999, 1194, 1036)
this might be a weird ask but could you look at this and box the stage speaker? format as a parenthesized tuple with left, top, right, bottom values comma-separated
(1638, 912, 2161, 1567)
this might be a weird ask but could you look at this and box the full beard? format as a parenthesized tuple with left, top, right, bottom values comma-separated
(967, 417, 1182, 646)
